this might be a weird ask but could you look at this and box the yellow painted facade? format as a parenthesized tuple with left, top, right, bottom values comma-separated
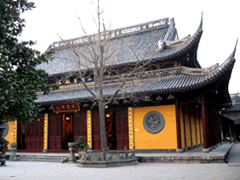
(87, 110, 92, 148)
(5, 121, 17, 149)
(133, 105, 177, 149)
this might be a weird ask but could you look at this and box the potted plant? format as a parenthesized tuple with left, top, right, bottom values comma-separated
(72, 136, 88, 153)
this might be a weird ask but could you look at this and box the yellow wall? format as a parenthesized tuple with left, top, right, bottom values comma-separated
(133, 105, 177, 149)
(5, 121, 17, 149)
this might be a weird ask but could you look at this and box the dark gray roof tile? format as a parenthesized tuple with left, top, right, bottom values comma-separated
(36, 17, 202, 76)
(36, 56, 235, 104)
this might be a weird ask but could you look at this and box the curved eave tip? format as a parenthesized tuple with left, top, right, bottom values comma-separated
(228, 39, 238, 59)
(199, 11, 203, 31)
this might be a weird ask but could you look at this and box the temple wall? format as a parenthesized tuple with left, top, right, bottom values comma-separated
(133, 105, 177, 149)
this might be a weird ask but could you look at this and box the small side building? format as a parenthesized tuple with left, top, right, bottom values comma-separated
(222, 94, 240, 142)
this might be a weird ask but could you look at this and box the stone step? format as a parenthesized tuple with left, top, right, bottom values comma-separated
(20, 156, 65, 158)
(9, 154, 80, 163)
(18, 158, 61, 162)
(137, 156, 226, 163)
(6, 155, 70, 162)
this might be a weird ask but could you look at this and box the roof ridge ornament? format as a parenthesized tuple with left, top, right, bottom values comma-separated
(158, 18, 176, 51)
(158, 13, 203, 51)
(228, 39, 238, 59)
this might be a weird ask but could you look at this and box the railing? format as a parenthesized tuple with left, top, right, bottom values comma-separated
(78, 147, 136, 161)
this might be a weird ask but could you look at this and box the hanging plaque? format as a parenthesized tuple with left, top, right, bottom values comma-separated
(52, 102, 80, 114)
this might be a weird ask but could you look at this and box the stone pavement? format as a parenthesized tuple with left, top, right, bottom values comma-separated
(1, 161, 240, 180)
(226, 142, 240, 166)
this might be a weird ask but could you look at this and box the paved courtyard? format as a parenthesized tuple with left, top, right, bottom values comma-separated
(1, 161, 240, 180)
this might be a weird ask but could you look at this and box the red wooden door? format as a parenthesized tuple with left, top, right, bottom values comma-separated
(25, 114, 44, 151)
(74, 111, 87, 142)
(48, 113, 61, 151)
(115, 108, 129, 150)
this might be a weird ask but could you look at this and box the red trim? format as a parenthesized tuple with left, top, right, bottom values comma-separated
(202, 95, 210, 148)
(17, 149, 43, 153)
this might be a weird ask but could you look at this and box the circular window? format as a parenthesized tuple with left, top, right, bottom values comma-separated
(143, 111, 165, 134)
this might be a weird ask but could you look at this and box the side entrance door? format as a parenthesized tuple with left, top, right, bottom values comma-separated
(61, 114, 73, 150)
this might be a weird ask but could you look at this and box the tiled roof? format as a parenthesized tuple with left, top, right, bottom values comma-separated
(225, 94, 240, 111)
(36, 17, 202, 76)
(36, 53, 235, 104)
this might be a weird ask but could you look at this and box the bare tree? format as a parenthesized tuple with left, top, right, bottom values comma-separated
(56, 0, 159, 152)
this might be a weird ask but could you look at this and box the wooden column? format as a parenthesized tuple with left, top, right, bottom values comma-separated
(87, 110, 92, 149)
(233, 126, 237, 141)
(128, 107, 134, 150)
(229, 124, 232, 143)
(201, 96, 210, 149)
(218, 113, 222, 142)
(43, 113, 48, 153)
(175, 99, 181, 149)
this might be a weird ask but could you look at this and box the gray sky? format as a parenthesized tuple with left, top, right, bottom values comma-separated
(19, 0, 239, 94)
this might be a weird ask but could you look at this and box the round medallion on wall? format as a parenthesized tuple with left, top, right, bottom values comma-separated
(143, 111, 165, 134)
(2, 122, 9, 137)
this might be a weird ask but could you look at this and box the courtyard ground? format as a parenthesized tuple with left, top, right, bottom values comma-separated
(1, 161, 239, 180)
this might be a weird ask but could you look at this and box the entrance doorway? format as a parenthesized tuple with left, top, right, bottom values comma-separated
(105, 110, 116, 150)
(61, 114, 73, 150)
(17, 123, 27, 149)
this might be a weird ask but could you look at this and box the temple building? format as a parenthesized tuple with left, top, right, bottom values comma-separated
(5, 16, 236, 153)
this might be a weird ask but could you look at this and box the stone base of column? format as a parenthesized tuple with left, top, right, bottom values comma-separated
(202, 148, 210, 153)
(10, 143, 18, 161)
(176, 149, 184, 153)
(43, 149, 48, 153)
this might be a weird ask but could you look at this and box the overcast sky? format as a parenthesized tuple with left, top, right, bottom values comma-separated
(19, 0, 239, 94)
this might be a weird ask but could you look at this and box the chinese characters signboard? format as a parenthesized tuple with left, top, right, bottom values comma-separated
(52, 102, 80, 114)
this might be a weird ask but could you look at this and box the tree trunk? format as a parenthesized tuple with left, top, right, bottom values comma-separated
(0, 120, 6, 165)
(98, 100, 108, 151)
